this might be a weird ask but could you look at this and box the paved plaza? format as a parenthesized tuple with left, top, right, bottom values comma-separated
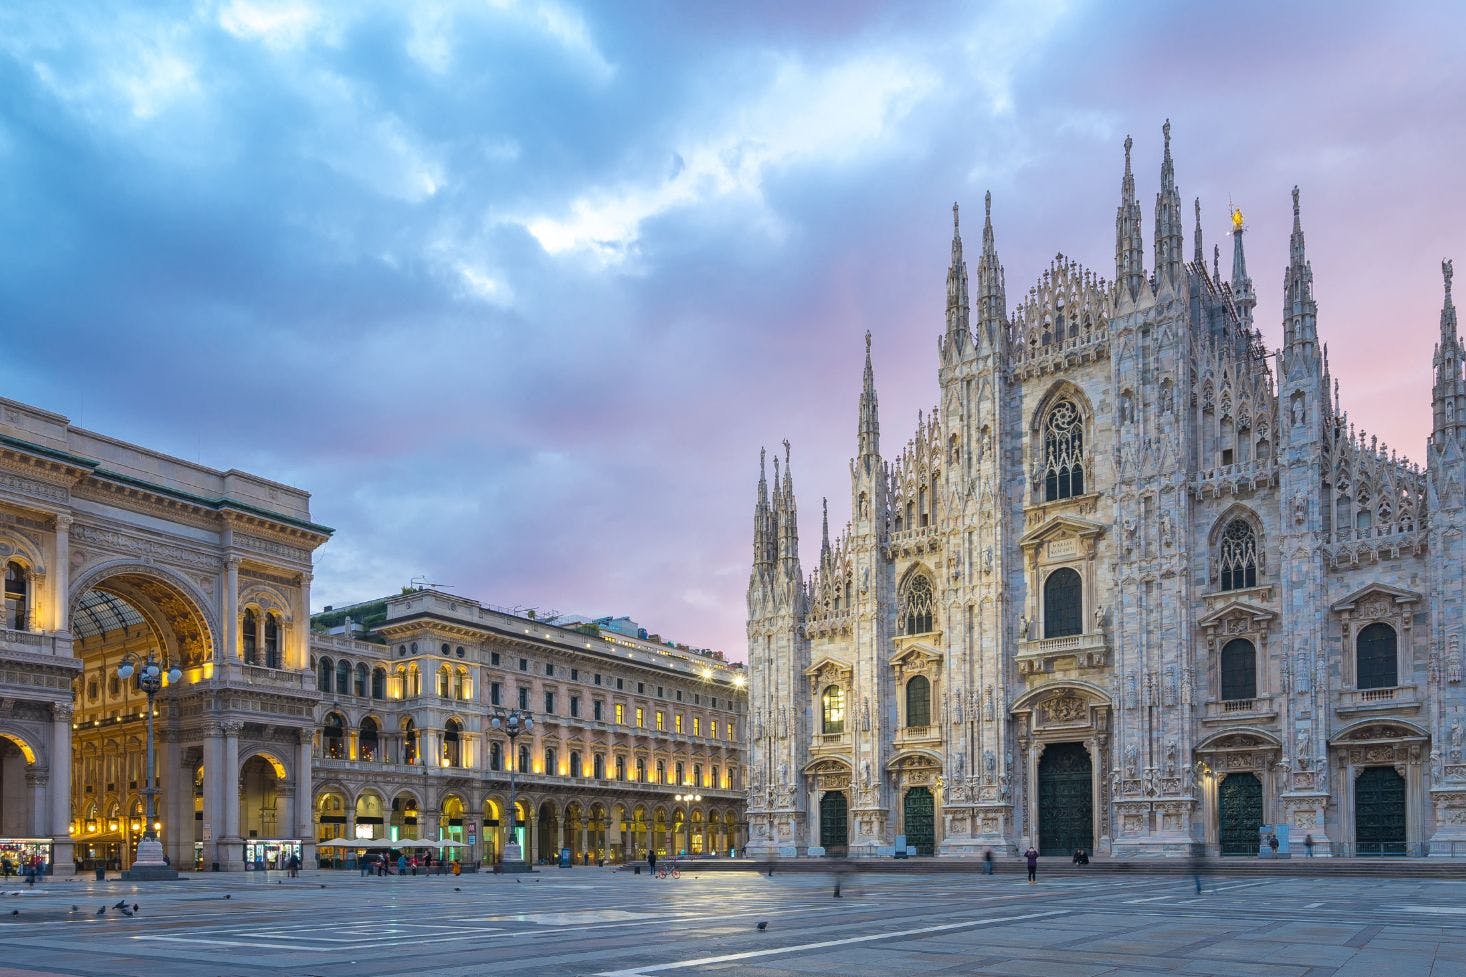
(0, 866, 1463, 976)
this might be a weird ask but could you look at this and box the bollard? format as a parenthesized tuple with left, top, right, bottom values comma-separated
(634, 865, 641, 875)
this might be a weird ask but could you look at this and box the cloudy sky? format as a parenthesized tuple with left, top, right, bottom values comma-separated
(1, 1, 1462, 659)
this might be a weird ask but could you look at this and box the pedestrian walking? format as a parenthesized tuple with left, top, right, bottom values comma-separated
(1024, 845, 1039, 883)
(1189, 844, 1204, 894)
(647, 849, 657, 875)
(1268, 833, 1279, 856)
(1304, 833, 1315, 857)
(287, 853, 299, 878)
(396, 853, 407, 875)
(982, 848, 994, 876)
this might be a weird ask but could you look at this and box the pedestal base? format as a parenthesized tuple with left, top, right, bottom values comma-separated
(123, 837, 179, 880)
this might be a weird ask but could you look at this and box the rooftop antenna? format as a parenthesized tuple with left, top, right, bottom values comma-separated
(408, 576, 454, 592)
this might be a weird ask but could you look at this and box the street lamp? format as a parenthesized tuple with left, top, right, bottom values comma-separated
(117, 651, 181, 875)
(489, 707, 533, 866)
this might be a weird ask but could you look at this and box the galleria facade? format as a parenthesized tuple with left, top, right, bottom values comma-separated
(0, 396, 745, 873)
(746, 123, 1466, 858)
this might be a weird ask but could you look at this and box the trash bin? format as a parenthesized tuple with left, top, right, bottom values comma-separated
(212, 861, 220, 872)
(93, 865, 105, 882)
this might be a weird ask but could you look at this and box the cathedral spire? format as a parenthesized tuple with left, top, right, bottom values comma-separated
(819, 497, 832, 567)
(1193, 197, 1204, 267)
(1153, 120, 1184, 289)
(943, 202, 970, 356)
(776, 439, 801, 577)
(1283, 185, 1320, 365)
(1115, 134, 1145, 302)
(1433, 258, 1466, 445)
(1230, 205, 1256, 331)
(858, 331, 880, 460)
(975, 190, 1008, 350)
(752, 447, 774, 572)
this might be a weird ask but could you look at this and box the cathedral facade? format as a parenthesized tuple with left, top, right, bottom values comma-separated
(745, 123, 1466, 858)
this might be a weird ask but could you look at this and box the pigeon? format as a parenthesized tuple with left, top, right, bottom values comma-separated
(70, 905, 78, 913)
(119, 907, 133, 917)
(96, 907, 106, 916)
(131, 904, 139, 914)
(11, 909, 18, 915)
(756, 921, 768, 931)
(112, 900, 128, 909)
(223, 894, 231, 900)
(453, 887, 461, 892)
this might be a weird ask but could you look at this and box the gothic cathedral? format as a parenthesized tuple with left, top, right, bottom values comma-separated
(745, 122, 1466, 858)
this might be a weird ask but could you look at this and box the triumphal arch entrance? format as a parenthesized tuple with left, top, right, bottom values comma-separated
(0, 398, 329, 873)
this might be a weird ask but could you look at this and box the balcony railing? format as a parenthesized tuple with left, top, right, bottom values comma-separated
(814, 731, 851, 749)
(1202, 696, 1278, 723)
(1015, 630, 1107, 675)
(1336, 684, 1420, 714)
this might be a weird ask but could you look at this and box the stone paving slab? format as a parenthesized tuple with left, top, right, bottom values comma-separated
(0, 870, 1458, 975)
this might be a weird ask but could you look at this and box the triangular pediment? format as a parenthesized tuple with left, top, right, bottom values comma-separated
(890, 644, 943, 671)
(1197, 599, 1277, 630)
(1331, 582, 1423, 613)
(1018, 513, 1106, 552)
(804, 656, 855, 681)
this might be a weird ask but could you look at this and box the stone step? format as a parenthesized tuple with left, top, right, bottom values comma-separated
(682, 857, 1466, 878)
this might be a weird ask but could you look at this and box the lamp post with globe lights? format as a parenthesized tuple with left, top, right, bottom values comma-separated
(117, 651, 182, 879)
(674, 793, 702, 856)
(489, 707, 533, 870)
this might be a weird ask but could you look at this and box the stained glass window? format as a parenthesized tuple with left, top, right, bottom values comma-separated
(1219, 520, 1258, 590)
(1042, 400, 1085, 501)
(901, 573, 935, 635)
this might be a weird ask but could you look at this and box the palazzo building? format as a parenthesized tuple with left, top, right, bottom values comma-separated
(0, 396, 746, 873)
(746, 123, 1466, 858)
(308, 590, 747, 864)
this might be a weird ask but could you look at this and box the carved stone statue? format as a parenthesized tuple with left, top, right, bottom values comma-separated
(1094, 604, 1106, 631)
(1124, 743, 1139, 778)
(1451, 721, 1463, 760)
(862, 759, 872, 788)
(861, 696, 871, 732)
(983, 749, 996, 777)
(1296, 727, 1311, 763)
(1292, 491, 1308, 526)
(778, 762, 788, 786)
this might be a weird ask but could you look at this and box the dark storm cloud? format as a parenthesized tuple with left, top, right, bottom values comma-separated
(1, 0, 1462, 658)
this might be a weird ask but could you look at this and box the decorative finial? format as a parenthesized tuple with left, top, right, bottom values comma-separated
(1162, 118, 1171, 150)
(984, 190, 992, 218)
(1445, 258, 1455, 298)
(760, 446, 766, 472)
(782, 438, 791, 465)
(952, 201, 959, 230)
(1231, 206, 1244, 231)
(1123, 134, 1132, 165)
(865, 330, 872, 354)
(1292, 185, 1301, 218)
(1194, 197, 1200, 222)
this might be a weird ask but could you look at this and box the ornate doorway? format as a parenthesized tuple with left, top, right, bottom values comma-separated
(818, 792, 848, 854)
(903, 787, 934, 855)
(1355, 766, 1406, 856)
(1217, 773, 1262, 856)
(1038, 742, 1092, 855)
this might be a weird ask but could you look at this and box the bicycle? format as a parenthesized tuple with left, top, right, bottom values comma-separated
(656, 858, 681, 880)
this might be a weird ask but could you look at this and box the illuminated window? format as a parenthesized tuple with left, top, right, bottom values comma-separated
(693, 717, 701, 736)
(728, 722, 735, 740)
(243, 609, 260, 665)
(636, 707, 644, 728)
(675, 714, 683, 734)
(821, 686, 845, 734)
(711, 720, 718, 739)
(615, 703, 625, 724)
(656, 711, 665, 731)
(2, 562, 27, 630)
(656, 760, 666, 783)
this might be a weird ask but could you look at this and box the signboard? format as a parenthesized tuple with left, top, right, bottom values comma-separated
(467, 820, 478, 848)
(202, 822, 212, 843)
(558, 847, 572, 868)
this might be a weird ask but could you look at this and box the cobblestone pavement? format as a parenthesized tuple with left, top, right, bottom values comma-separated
(0, 866, 1464, 976)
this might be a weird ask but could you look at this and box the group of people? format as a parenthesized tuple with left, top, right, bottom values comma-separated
(357, 851, 458, 877)
(0, 854, 47, 883)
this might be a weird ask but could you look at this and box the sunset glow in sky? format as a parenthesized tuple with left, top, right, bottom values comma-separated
(2, 1, 1462, 658)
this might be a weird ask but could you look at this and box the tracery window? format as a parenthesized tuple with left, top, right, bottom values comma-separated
(1218, 520, 1258, 591)
(1043, 567, 1082, 638)
(1356, 622, 1398, 690)
(905, 675, 931, 728)
(901, 573, 935, 635)
(1042, 400, 1085, 501)
(1219, 638, 1256, 701)
(821, 685, 846, 735)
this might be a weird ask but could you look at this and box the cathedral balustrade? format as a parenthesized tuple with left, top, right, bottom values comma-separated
(812, 731, 851, 751)
(886, 524, 940, 557)
(1015, 631, 1107, 676)
(1009, 333, 1109, 382)
(1336, 684, 1421, 716)
(894, 724, 939, 747)
(1323, 529, 1429, 568)
(1190, 459, 1277, 499)
(1201, 695, 1278, 724)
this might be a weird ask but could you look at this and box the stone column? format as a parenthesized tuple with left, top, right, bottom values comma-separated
(294, 572, 312, 671)
(159, 727, 184, 866)
(224, 558, 239, 662)
(27, 768, 49, 844)
(50, 702, 74, 875)
(220, 721, 242, 868)
(295, 728, 314, 843)
(52, 515, 70, 634)
(202, 721, 225, 867)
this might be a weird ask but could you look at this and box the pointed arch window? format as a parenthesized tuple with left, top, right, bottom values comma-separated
(1042, 399, 1085, 501)
(1218, 519, 1258, 591)
(2, 562, 27, 631)
(242, 609, 260, 665)
(905, 675, 931, 728)
(821, 685, 846, 735)
(1043, 567, 1083, 638)
(1356, 622, 1398, 690)
(1219, 638, 1256, 701)
(900, 573, 935, 635)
